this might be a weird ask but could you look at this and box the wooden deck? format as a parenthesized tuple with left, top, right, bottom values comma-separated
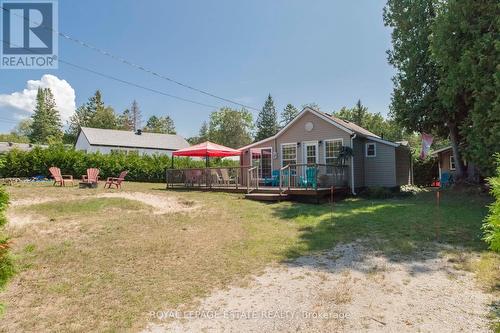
(166, 184, 348, 202)
(165, 165, 350, 202)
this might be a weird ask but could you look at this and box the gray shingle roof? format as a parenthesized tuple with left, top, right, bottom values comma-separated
(80, 127, 189, 151)
(0, 142, 48, 153)
(326, 114, 380, 138)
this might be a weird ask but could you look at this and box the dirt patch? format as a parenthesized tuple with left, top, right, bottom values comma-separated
(97, 192, 197, 214)
(143, 243, 493, 332)
(5, 212, 47, 227)
(6, 192, 197, 228)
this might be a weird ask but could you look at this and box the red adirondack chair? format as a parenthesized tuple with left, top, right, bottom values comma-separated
(49, 167, 74, 187)
(104, 171, 128, 189)
(82, 168, 100, 184)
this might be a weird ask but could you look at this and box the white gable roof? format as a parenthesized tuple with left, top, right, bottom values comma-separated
(79, 127, 189, 151)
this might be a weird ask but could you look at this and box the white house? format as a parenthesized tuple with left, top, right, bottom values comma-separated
(75, 127, 189, 156)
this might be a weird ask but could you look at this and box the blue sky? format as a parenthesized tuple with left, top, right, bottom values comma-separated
(0, 0, 394, 137)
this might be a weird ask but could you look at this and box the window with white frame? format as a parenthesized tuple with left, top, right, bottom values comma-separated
(450, 155, 456, 170)
(366, 142, 376, 157)
(325, 139, 343, 173)
(281, 144, 297, 167)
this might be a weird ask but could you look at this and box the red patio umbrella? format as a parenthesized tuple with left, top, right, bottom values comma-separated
(171, 141, 241, 167)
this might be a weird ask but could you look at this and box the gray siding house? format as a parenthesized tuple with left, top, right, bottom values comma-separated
(239, 107, 412, 193)
(75, 127, 189, 156)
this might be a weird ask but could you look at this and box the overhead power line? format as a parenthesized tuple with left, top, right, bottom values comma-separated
(1, 39, 220, 109)
(0, 5, 259, 111)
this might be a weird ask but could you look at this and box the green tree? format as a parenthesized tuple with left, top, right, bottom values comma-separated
(13, 119, 32, 138)
(209, 107, 253, 148)
(90, 106, 118, 129)
(255, 94, 279, 141)
(334, 101, 404, 142)
(302, 102, 320, 111)
(281, 104, 299, 127)
(143, 115, 176, 134)
(188, 121, 209, 144)
(384, 0, 468, 178)
(67, 90, 118, 141)
(431, 0, 500, 177)
(117, 109, 134, 131)
(28, 88, 63, 144)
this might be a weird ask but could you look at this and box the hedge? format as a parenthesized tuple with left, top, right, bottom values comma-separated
(0, 145, 238, 182)
(0, 186, 14, 295)
(483, 153, 500, 252)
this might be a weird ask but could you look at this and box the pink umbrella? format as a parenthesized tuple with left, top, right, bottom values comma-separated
(172, 141, 241, 167)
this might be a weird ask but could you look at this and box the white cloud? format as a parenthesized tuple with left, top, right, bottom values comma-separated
(0, 74, 76, 122)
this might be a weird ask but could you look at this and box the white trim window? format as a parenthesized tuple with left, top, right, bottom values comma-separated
(281, 143, 297, 167)
(366, 142, 376, 157)
(450, 155, 456, 170)
(324, 139, 343, 174)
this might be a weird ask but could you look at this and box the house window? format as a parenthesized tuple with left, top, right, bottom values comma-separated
(450, 155, 456, 170)
(324, 139, 343, 174)
(281, 144, 297, 167)
(366, 143, 376, 157)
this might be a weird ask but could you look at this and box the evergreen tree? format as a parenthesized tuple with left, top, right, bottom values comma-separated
(281, 104, 299, 127)
(118, 109, 134, 131)
(143, 115, 176, 134)
(430, 0, 500, 177)
(255, 94, 279, 141)
(67, 90, 109, 140)
(29, 88, 63, 143)
(384, 0, 467, 178)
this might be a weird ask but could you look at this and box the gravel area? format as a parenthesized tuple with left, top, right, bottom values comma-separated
(143, 242, 492, 333)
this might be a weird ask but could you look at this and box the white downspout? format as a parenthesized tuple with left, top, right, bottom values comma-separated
(350, 134, 357, 195)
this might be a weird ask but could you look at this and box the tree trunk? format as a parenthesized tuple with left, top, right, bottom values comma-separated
(448, 122, 466, 179)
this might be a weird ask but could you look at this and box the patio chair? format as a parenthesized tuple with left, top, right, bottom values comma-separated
(219, 168, 236, 185)
(82, 168, 100, 184)
(104, 171, 128, 189)
(264, 170, 280, 186)
(281, 168, 296, 187)
(299, 167, 317, 189)
(49, 167, 74, 187)
(440, 172, 453, 188)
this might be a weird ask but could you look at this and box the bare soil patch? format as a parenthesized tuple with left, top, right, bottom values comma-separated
(97, 192, 196, 214)
(144, 242, 493, 333)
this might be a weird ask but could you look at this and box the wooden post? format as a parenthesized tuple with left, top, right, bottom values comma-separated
(330, 186, 334, 225)
(435, 190, 440, 242)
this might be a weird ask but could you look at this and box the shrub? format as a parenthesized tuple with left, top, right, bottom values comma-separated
(0, 186, 14, 293)
(359, 186, 396, 199)
(413, 157, 438, 186)
(483, 153, 500, 252)
(0, 145, 238, 182)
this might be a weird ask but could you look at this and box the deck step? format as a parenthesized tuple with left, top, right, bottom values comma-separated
(245, 193, 289, 202)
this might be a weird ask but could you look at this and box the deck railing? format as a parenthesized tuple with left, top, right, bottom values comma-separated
(278, 163, 348, 192)
(166, 164, 349, 191)
(166, 166, 250, 189)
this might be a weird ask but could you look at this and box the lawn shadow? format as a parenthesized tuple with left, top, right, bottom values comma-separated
(271, 193, 489, 276)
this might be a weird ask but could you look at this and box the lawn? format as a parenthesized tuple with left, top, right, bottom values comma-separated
(0, 182, 498, 332)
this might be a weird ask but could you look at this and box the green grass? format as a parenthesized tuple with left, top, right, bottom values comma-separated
(0, 182, 498, 331)
(274, 191, 490, 257)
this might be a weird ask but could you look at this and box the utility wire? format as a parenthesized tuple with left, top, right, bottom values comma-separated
(0, 39, 220, 109)
(0, 5, 259, 111)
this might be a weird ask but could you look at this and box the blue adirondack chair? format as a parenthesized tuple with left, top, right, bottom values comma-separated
(281, 168, 297, 187)
(299, 167, 317, 189)
(440, 172, 453, 188)
(264, 170, 280, 186)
